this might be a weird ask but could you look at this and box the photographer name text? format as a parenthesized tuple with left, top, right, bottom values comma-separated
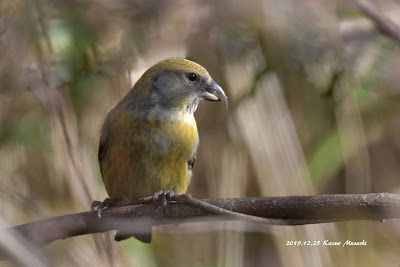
(286, 240, 367, 247)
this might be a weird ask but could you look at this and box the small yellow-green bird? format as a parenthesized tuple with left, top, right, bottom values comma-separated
(96, 58, 227, 242)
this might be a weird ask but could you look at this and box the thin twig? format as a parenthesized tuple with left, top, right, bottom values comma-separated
(173, 194, 282, 224)
(128, 193, 284, 225)
(130, 194, 280, 224)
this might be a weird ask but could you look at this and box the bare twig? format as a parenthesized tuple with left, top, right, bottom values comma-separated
(129, 194, 283, 224)
(357, 0, 400, 44)
(129, 194, 281, 224)
(174, 194, 281, 224)
(0, 192, 399, 260)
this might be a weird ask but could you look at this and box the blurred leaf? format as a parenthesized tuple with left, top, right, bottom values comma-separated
(307, 130, 342, 185)
(2, 109, 49, 149)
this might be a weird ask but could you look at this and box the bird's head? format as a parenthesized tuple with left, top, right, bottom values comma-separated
(127, 58, 228, 115)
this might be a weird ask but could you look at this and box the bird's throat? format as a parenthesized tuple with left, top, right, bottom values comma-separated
(183, 98, 200, 114)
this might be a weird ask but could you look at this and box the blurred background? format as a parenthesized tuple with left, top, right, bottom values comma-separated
(1, 0, 400, 266)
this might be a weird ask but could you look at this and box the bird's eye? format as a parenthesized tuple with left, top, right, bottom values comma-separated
(187, 73, 198, 82)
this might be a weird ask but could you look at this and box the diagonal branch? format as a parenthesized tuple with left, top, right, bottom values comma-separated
(357, 0, 400, 44)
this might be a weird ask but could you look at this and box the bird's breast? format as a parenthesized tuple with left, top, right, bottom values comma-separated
(101, 108, 199, 201)
(149, 112, 198, 194)
(166, 113, 198, 149)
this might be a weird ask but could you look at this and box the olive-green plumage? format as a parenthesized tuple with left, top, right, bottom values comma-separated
(98, 58, 227, 242)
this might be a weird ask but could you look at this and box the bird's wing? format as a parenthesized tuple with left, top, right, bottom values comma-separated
(98, 111, 113, 177)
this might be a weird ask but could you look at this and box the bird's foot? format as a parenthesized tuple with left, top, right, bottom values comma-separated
(91, 198, 113, 218)
(152, 190, 175, 213)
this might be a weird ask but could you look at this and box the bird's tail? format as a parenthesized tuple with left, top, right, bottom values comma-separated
(114, 226, 152, 243)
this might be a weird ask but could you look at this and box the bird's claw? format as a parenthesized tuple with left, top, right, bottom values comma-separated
(152, 190, 175, 213)
(91, 200, 102, 211)
(91, 198, 113, 218)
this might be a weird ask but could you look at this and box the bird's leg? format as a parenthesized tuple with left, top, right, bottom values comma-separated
(152, 190, 175, 213)
(91, 198, 113, 218)
(164, 190, 175, 210)
(152, 191, 163, 208)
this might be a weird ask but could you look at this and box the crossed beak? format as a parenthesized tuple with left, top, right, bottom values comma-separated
(202, 80, 228, 110)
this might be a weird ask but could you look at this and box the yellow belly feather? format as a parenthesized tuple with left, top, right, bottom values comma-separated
(101, 109, 198, 204)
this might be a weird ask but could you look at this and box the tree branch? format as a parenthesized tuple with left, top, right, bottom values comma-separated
(1, 192, 399, 255)
(357, 0, 400, 45)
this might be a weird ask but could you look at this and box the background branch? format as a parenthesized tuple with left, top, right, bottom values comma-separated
(357, 0, 400, 44)
(1, 192, 399, 255)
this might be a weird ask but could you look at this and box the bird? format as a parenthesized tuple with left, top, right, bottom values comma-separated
(94, 58, 228, 242)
